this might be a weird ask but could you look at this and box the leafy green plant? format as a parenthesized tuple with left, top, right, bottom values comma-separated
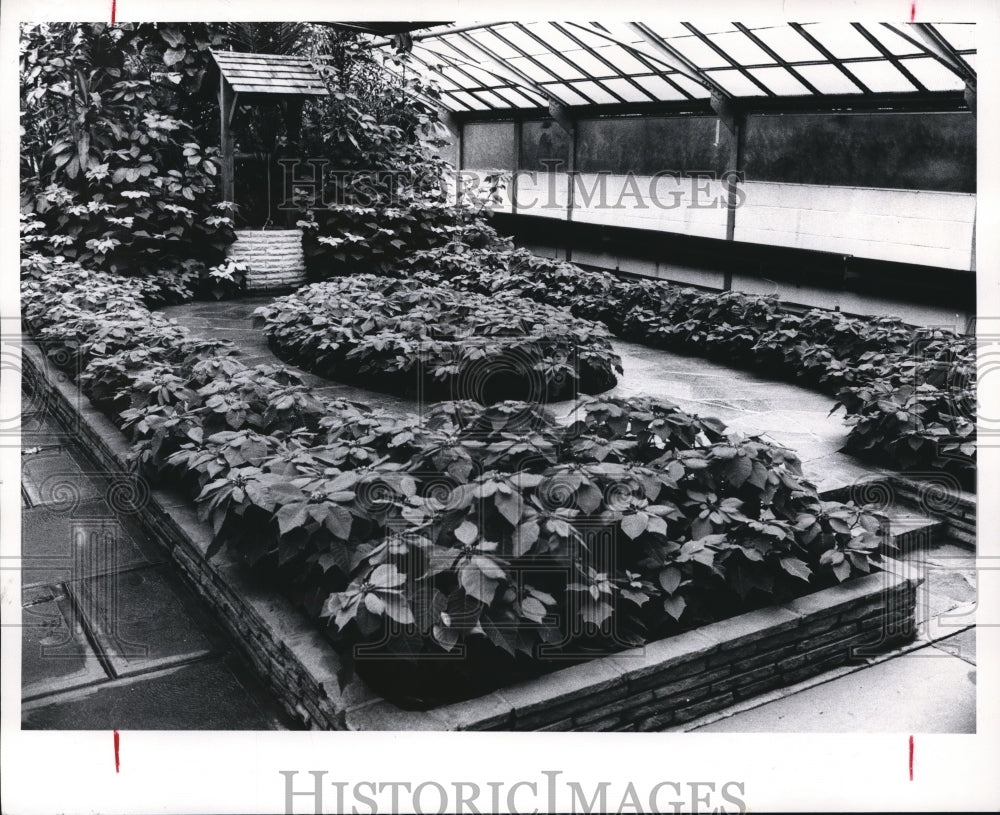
(22, 262, 895, 707)
(253, 275, 623, 403)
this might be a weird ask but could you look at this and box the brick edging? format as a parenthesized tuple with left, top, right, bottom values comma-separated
(21, 338, 922, 731)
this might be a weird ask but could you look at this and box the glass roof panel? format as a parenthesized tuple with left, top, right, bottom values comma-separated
(793, 63, 864, 94)
(897, 56, 965, 91)
(706, 69, 768, 96)
(539, 82, 590, 106)
(531, 50, 585, 80)
(449, 91, 490, 110)
(638, 22, 690, 41)
(392, 22, 976, 109)
(632, 73, 687, 101)
(466, 27, 520, 59)
(601, 77, 656, 102)
(845, 60, 921, 93)
(522, 22, 579, 54)
(591, 45, 654, 75)
(707, 31, 776, 66)
(932, 23, 976, 52)
(557, 47, 616, 77)
(507, 55, 558, 82)
(800, 23, 883, 59)
(662, 34, 730, 69)
(746, 24, 825, 62)
(748, 66, 811, 96)
(494, 24, 548, 56)
(668, 73, 713, 98)
(491, 86, 540, 108)
(568, 80, 621, 105)
(561, 22, 616, 49)
(867, 24, 924, 56)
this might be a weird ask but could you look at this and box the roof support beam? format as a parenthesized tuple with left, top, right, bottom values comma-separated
(710, 91, 739, 135)
(907, 23, 977, 84)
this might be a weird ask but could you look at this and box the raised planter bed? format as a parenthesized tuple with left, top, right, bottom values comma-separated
(23, 338, 922, 731)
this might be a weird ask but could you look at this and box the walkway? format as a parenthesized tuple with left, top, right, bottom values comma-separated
(162, 298, 882, 496)
(20, 400, 295, 729)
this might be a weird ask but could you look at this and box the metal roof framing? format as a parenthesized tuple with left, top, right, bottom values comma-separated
(362, 21, 976, 116)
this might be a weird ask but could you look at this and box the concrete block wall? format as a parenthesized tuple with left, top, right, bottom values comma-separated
(735, 182, 976, 271)
(572, 173, 729, 240)
(227, 229, 306, 292)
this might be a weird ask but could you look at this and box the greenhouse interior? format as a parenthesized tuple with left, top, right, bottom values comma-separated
(17, 20, 978, 737)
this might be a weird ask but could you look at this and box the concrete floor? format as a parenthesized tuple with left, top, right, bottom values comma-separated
(20, 410, 296, 729)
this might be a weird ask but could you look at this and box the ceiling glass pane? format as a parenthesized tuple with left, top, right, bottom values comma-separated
(492, 87, 540, 108)
(669, 74, 712, 98)
(932, 23, 976, 52)
(532, 50, 585, 81)
(794, 63, 864, 94)
(749, 66, 811, 96)
(846, 60, 920, 92)
(566, 48, 608, 76)
(540, 82, 590, 106)
(707, 31, 775, 65)
(868, 24, 924, 55)
(633, 73, 687, 100)
(800, 23, 882, 59)
(706, 69, 768, 96)
(561, 22, 616, 49)
(746, 25, 825, 62)
(642, 22, 693, 40)
(450, 91, 490, 110)
(507, 55, 557, 81)
(495, 24, 547, 56)
(664, 35, 730, 69)
(601, 77, 656, 102)
(523, 22, 578, 54)
(897, 56, 965, 91)
(467, 28, 520, 59)
(474, 90, 510, 108)
(592, 45, 652, 75)
(568, 80, 620, 105)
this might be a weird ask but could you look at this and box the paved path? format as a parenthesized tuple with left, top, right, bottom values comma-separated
(20, 404, 295, 729)
(161, 298, 886, 496)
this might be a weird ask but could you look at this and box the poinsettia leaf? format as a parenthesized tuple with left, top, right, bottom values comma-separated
(621, 512, 649, 539)
(454, 520, 478, 545)
(779, 556, 812, 582)
(663, 593, 686, 620)
(658, 565, 682, 594)
(511, 519, 540, 557)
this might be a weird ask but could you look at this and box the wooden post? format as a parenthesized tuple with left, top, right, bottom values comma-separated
(219, 75, 235, 204)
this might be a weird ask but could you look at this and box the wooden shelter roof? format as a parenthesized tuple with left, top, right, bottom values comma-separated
(211, 50, 329, 96)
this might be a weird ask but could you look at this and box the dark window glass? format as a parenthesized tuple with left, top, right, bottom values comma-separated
(575, 116, 733, 175)
(520, 120, 571, 171)
(462, 122, 516, 169)
(743, 111, 975, 192)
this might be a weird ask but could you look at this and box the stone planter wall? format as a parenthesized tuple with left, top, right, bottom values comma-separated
(227, 228, 306, 292)
(889, 475, 977, 548)
(22, 341, 922, 732)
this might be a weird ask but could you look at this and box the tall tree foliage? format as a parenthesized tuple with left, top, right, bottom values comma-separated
(20, 22, 234, 289)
